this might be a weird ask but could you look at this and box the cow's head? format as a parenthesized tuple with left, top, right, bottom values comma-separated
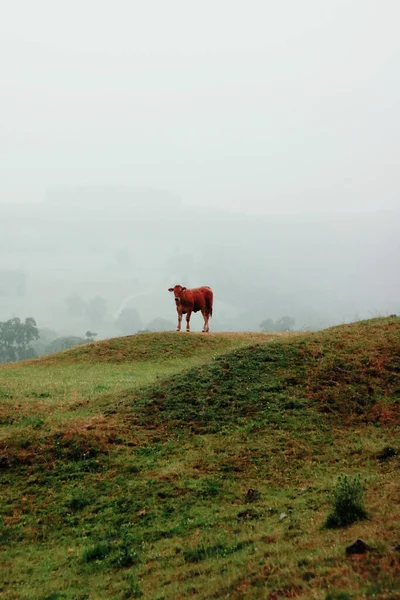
(168, 285, 186, 306)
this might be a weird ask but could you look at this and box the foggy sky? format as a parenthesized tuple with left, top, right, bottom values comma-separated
(1, 0, 400, 214)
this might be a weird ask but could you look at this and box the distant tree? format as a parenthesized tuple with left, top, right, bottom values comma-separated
(85, 330, 97, 342)
(45, 336, 86, 354)
(259, 318, 275, 332)
(115, 308, 142, 335)
(66, 293, 87, 318)
(260, 316, 295, 333)
(0, 317, 39, 363)
(275, 316, 295, 332)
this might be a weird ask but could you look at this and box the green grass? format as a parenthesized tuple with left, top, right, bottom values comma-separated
(1, 320, 399, 599)
(0, 332, 280, 440)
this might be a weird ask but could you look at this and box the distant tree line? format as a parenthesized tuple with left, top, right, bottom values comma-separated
(259, 316, 295, 332)
(0, 309, 175, 364)
(0, 318, 99, 364)
(44, 331, 97, 354)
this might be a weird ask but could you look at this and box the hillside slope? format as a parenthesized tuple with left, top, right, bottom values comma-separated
(125, 318, 400, 432)
(0, 331, 292, 441)
(1, 319, 399, 600)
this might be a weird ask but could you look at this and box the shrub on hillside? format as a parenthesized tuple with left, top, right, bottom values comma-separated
(325, 474, 368, 528)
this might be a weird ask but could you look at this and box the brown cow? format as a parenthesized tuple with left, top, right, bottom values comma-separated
(168, 285, 213, 332)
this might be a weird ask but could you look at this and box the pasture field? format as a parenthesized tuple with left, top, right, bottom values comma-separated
(0, 320, 399, 600)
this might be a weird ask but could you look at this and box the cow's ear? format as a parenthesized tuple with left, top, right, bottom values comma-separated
(168, 288, 174, 292)
(181, 287, 187, 291)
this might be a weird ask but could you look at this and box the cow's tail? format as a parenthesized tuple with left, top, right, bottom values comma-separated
(206, 289, 213, 318)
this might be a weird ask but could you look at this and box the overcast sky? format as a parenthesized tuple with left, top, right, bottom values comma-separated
(1, 0, 399, 213)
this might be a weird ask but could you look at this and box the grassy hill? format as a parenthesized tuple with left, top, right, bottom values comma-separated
(1, 320, 399, 600)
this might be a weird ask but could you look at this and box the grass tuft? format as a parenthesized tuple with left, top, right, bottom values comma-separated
(82, 542, 112, 562)
(325, 473, 368, 528)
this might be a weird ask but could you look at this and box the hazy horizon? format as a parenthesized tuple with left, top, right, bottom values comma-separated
(1, 187, 398, 340)
(1, 2, 399, 352)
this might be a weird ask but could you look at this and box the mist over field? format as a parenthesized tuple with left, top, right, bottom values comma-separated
(1, 5, 400, 598)
(1, 0, 399, 351)
(1, 187, 399, 343)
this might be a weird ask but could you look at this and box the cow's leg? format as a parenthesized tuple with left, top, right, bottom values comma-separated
(201, 308, 210, 333)
(176, 309, 182, 332)
(186, 310, 192, 332)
